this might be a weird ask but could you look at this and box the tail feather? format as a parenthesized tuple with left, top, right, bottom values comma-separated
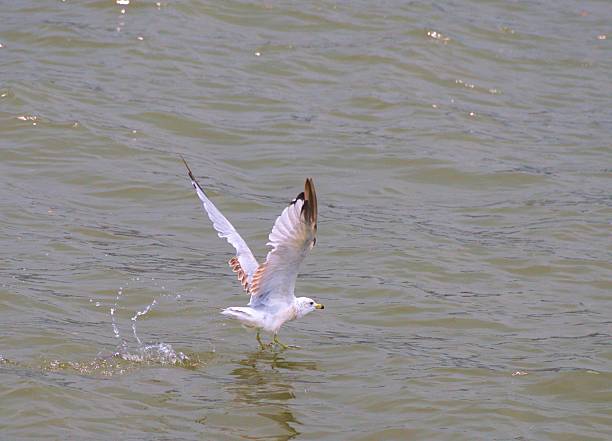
(221, 307, 259, 327)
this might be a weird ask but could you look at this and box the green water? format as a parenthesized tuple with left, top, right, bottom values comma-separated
(1, 1, 611, 440)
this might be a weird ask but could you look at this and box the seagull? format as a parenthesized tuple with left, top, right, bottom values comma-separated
(181, 158, 324, 349)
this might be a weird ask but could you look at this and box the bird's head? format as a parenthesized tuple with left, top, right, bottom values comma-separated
(295, 297, 324, 318)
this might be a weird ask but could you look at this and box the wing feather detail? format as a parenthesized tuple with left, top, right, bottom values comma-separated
(181, 157, 259, 287)
(229, 257, 250, 292)
(249, 178, 318, 307)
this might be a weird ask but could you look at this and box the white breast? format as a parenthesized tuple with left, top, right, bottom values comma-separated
(261, 303, 297, 333)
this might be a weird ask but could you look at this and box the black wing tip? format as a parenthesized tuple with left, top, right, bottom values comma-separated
(180, 155, 205, 191)
(289, 179, 315, 205)
(290, 178, 317, 227)
(291, 192, 305, 205)
(179, 155, 194, 179)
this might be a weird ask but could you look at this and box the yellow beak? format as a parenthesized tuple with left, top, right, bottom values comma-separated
(315, 303, 324, 310)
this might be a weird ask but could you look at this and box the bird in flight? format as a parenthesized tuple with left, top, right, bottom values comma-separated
(181, 158, 324, 349)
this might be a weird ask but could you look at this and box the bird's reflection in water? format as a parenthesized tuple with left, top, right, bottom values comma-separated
(227, 350, 318, 441)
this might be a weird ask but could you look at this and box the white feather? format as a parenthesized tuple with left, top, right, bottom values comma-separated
(183, 159, 259, 281)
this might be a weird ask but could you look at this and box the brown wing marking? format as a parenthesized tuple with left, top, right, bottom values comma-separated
(228, 256, 250, 293)
(248, 262, 267, 296)
(303, 178, 317, 245)
(303, 178, 317, 227)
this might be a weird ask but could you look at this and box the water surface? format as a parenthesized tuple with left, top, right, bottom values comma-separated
(1, 1, 611, 440)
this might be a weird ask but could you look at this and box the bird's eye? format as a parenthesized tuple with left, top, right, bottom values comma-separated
(309, 301, 314, 305)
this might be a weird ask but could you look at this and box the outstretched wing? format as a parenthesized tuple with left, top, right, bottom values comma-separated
(182, 157, 259, 292)
(249, 178, 317, 307)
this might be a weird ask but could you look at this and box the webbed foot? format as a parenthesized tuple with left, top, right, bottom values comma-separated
(272, 334, 300, 350)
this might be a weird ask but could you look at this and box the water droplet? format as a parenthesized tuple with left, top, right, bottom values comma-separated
(427, 30, 450, 43)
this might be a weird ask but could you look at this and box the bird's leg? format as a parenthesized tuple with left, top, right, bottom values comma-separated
(274, 335, 301, 350)
(272, 334, 289, 350)
(272, 334, 301, 350)
(256, 329, 267, 350)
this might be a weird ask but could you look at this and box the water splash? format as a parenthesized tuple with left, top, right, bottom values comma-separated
(131, 298, 157, 346)
(110, 286, 128, 354)
(109, 285, 192, 367)
(116, 342, 190, 366)
(42, 280, 200, 376)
